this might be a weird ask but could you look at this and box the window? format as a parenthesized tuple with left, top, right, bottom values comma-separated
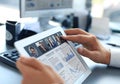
(91, 0, 120, 22)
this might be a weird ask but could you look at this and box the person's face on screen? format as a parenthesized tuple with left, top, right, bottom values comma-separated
(30, 47, 36, 54)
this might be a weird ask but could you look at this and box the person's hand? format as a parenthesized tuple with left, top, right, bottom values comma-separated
(16, 56, 64, 84)
(62, 28, 110, 64)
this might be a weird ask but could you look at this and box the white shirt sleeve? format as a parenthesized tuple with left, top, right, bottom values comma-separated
(109, 48, 120, 68)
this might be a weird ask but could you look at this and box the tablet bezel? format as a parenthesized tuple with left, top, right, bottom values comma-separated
(14, 27, 91, 84)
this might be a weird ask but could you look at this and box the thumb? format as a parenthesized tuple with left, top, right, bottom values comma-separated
(18, 56, 45, 70)
(16, 59, 36, 76)
(77, 47, 93, 58)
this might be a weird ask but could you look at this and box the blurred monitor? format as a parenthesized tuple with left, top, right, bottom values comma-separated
(20, 0, 73, 30)
(20, 0, 73, 18)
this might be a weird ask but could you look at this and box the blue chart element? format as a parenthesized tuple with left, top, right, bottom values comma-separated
(65, 50, 75, 62)
(55, 63, 64, 71)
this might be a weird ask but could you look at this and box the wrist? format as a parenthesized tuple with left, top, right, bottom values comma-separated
(105, 49, 111, 64)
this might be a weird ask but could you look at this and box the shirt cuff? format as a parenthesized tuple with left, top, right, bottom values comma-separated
(109, 48, 120, 68)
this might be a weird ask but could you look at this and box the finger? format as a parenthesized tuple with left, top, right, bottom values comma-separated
(16, 60, 36, 76)
(64, 28, 89, 35)
(77, 47, 101, 63)
(18, 56, 45, 70)
(77, 47, 93, 58)
(77, 47, 99, 62)
(62, 35, 90, 44)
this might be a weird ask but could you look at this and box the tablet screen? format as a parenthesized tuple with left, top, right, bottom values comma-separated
(24, 31, 87, 84)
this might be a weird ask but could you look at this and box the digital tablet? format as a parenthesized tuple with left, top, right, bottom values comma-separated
(14, 27, 91, 84)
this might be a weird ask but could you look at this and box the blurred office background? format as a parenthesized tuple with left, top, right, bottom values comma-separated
(0, 0, 120, 31)
(0, 0, 86, 24)
(90, 0, 120, 22)
(90, 0, 120, 34)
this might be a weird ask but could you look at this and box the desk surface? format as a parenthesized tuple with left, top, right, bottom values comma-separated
(0, 25, 120, 84)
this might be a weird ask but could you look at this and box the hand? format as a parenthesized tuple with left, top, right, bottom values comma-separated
(16, 56, 64, 84)
(62, 28, 110, 64)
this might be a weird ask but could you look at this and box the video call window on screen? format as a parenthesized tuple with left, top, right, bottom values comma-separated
(24, 32, 66, 57)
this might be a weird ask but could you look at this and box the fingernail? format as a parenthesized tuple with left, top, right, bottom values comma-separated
(77, 47, 83, 53)
(62, 36, 66, 38)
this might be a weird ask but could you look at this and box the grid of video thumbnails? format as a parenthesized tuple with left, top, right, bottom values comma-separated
(24, 32, 67, 58)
